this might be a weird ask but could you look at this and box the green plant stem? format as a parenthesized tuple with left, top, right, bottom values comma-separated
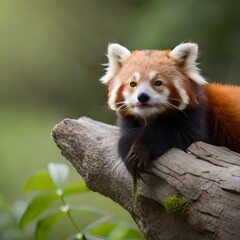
(59, 193, 87, 240)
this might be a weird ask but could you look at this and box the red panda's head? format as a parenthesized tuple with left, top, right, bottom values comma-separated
(100, 42, 207, 119)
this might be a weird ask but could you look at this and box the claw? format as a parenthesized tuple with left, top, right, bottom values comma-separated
(124, 144, 150, 178)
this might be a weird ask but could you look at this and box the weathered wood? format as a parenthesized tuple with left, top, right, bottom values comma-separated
(52, 117, 240, 240)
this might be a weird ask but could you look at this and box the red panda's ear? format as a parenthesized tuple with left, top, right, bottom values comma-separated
(169, 43, 207, 85)
(100, 43, 131, 84)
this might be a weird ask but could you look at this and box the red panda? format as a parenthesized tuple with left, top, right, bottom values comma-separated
(100, 42, 240, 178)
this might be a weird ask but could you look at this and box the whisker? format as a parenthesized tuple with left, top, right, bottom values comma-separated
(115, 100, 131, 112)
(115, 100, 128, 106)
(166, 102, 178, 110)
(168, 97, 183, 103)
(165, 102, 189, 118)
(116, 104, 129, 112)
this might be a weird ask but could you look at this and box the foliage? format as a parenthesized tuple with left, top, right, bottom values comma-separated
(1, 0, 240, 238)
(163, 195, 189, 217)
(0, 197, 32, 240)
(0, 163, 144, 240)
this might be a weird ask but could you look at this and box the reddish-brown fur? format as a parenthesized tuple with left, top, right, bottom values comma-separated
(102, 43, 240, 176)
(112, 50, 198, 115)
(108, 48, 240, 153)
(205, 83, 240, 152)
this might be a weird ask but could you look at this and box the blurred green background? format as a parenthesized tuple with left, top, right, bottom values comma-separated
(1, 0, 240, 238)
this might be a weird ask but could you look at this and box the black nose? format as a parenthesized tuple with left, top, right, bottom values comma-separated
(137, 93, 150, 103)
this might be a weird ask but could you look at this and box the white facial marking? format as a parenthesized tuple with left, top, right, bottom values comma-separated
(133, 71, 141, 81)
(123, 81, 172, 118)
(161, 88, 170, 101)
(148, 70, 157, 80)
(174, 80, 189, 110)
(136, 81, 151, 95)
(108, 77, 121, 110)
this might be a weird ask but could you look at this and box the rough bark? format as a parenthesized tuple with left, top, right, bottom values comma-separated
(51, 117, 240, 240)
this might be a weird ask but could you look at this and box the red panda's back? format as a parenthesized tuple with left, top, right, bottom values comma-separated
(205, 83, 240, 153)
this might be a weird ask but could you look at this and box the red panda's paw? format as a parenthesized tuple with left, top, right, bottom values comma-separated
(125, 144, 150, 178)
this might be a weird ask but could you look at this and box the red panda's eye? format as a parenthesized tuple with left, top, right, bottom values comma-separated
(130, 81, 137, 87)
(154, 80, 163, 87)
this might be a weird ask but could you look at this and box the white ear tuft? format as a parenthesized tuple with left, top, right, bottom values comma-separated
(170, 43, 198, 64)
(170, 43, 207, 85)
(108, 43, 131, 64)
(100, 43, 131, 84)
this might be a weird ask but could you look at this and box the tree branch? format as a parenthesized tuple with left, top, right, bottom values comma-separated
(52, 117, 240, 240)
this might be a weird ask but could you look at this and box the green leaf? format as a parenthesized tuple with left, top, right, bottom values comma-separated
(19, 192, 58, 228)
(63, 182, 90, 195)
(23, 171, 56, 192)
(48, 163, 69, 189)
(82, 215, 112, 234)
(88, 223, 117, 237)
(108, 225, 129, 240)
(106, 220, 144, 240)
(84, 234, 109, 240)
(109, 225, 144, 240)
(35, 211, 66, 240)
(66, 233, 85, 240)
(70, 205, 108, 216)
